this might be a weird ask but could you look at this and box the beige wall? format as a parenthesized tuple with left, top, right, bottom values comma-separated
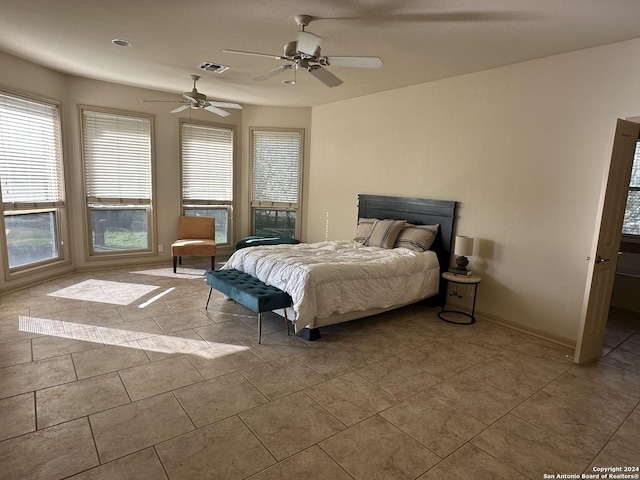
(307, 38, 640, 344)
(0, 51, 311, 294)
(3, 36, 640, 343)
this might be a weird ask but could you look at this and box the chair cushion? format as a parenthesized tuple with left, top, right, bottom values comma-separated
(171, 239, 217, 256)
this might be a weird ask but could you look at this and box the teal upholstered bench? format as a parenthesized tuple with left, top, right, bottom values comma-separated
(205, 269, 292, 343)
(235, 236, 300, 250)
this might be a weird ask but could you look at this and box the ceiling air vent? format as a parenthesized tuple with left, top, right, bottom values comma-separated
(198, 62, 230, 74)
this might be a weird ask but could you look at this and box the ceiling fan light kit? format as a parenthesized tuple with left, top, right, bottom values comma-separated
(223, 14, 383, 87)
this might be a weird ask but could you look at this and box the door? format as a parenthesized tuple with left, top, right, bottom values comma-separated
(575, 118, 640, 363)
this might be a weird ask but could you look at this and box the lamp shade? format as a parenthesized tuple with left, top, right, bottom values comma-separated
(454, 236, 474, 257)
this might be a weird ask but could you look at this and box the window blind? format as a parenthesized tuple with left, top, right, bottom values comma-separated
(0, 92, 63, 206)
(251, 130, 301, 204)
(181, 122, 233, 202)
(82, 109, 151, 202)
(623, 140, 640, 236)
(630, 143, 640, 188)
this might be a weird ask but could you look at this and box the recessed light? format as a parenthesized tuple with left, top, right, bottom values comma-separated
(283, 79, 296, 85)
(112, 39, 132, 47)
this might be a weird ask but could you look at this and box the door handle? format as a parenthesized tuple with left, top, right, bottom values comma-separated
(595, 255, 610, 263)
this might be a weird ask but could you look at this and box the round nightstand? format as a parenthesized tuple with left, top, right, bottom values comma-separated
(438, 272, 482, 325)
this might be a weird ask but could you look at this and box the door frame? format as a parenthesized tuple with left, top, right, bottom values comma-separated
(575, 118, 640, 363)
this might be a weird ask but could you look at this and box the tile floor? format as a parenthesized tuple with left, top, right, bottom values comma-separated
(0, 265, 639, 479)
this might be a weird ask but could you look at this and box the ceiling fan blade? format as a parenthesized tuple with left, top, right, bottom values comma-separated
(222, 49, 284, 60)
(170, 104, 190, 113)
(204, 105, 231, 117)
(141, 100, 183, 103)
(325, 56, 383, 68)
(307, 65, 343, 87)
(253, 65, 293, 81)
(297, 31, 322, 56)
(208, 101, 242, 110)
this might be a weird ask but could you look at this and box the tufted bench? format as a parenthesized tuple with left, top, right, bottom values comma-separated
(205, 269, 292, 343)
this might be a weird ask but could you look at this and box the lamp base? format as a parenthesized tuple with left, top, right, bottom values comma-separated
(455, 255, 469, 272)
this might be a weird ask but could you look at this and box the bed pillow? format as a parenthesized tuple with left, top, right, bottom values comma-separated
(365, 219, 406, 248)
(354, 218, 377, 244)
(394, 224, 439, 252)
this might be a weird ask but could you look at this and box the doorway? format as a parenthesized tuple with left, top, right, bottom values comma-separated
(575, 119, 640, 363)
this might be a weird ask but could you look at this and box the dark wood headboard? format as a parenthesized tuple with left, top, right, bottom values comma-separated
(357, 194, 457, 304)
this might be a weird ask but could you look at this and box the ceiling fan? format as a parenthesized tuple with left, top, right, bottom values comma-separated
(223, 15, 382, 87)
(142, 75, 242, 117)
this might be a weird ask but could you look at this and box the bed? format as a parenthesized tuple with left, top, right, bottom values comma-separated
(223, 194, 456, 339)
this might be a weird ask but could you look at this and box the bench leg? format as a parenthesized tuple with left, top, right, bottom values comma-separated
(205, 288, 213, 309)
(258, 312, 263, 344)
(283, 308, 290, 336)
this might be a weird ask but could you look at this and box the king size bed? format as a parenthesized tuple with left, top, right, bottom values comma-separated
(223, 194, 457, 339)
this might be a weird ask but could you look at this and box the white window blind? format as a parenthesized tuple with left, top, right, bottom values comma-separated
(0, 92, 63, 206)
(181, 122, 233, 202)
(251, 130, 301, 204)
(82, 109, 151, 203)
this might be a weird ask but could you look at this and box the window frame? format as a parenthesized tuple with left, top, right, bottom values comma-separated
(79, 105, 156, 259)
(179, 119, 235, 247)
(249, 127, 304, 240)
(0, 88, 69, 277)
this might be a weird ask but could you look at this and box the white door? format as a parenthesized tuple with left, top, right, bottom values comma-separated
(575, 119, 640, 364)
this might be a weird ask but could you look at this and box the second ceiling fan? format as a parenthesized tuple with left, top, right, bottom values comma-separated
(143, 75, 242, 117)
(223, 15, 383, 87)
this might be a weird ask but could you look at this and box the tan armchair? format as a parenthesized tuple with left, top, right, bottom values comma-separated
(171, 216, 217, 273)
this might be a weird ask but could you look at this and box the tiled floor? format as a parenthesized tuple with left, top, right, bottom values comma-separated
(1, 265, 639, 479)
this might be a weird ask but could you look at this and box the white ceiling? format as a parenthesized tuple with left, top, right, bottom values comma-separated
(1, 0, 640, 108)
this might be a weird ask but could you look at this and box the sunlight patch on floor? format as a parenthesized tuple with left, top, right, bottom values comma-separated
(48, 279, 160, 305)
(18, 315, 249, 357)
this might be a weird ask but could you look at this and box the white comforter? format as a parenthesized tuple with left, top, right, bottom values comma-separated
(223, 240, 440, 332)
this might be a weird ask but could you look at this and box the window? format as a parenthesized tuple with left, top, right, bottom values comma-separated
(0, 90, 67, 272)
(623, 140, 640, 236)
(180, 120, 234, 245)
(81, 107, 154, 256)
(250, 128, 303, 239)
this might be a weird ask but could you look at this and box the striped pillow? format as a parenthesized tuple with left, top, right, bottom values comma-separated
(353, 218, 377, 244)
(394, 224, 439, 252)
(365, 219, 406, 248)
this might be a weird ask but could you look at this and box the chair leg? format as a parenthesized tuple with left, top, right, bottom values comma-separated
(258, 312, 262, 344)
(172, 256, 178, 273)
(211, 256, 216, 271)
(206, 288, 213, 309)
(179, 256, 182, 266)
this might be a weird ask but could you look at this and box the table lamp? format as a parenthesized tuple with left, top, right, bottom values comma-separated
(454, 236, 474, 274)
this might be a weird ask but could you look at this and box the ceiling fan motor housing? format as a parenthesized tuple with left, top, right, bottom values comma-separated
(284, 41, 320, 59)
(183, 89, 207, 103)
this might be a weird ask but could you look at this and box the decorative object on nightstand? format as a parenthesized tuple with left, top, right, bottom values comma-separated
(449, 235, 474, 275)
(438, 271, 481, 324)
